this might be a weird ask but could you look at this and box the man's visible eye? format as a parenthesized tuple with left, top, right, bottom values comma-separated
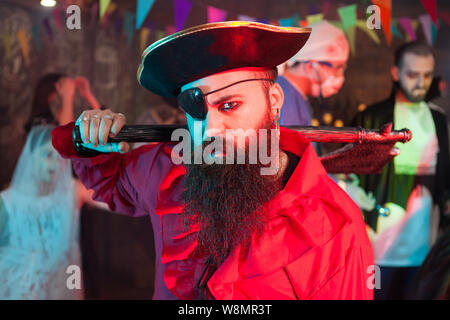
(219, 101, 240, 111)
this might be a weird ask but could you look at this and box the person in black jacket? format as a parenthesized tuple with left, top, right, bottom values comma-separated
(353, 42, 450, 300)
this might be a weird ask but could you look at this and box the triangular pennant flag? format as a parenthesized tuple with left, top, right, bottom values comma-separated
(17, 29, 30, 64)
(279, 13, 300, 27)
(102, 2, 117, 25)
(136, 0, 155, 29)
(337, 4, 357, 54)
(299, 20, 309, 27)
(3, 34, 11, 60)
(346, 25, 356, 54)
(43, 17, 53, 40)
(31, 25, 41, 51)
(107, 2, 117, 15)
(391, 18, 403, 39)
(411, 19, 420, 33)
(207, 6, 227, 23)
(356, 19, 380, 44)
(420, 0, 437, 27)
(419, 14, 433, 45)
(337, 4, 357, 30)
(307, 13, 323, 25)
(53, 8, 65, 32)
(123, 11, 135, 46)
(140, 27, 150, 53)
(431, 19, 439, 43)
(174, 0, 192, 32)
(279, 17, 295, 27)
(238, 15, 257, 22)
(257, 19, 269, 24)
(371, 0, 391, 45)
(156, 30, 166, 40)
(99, 0, 111, 21)
(101, 4, 116, 28)
(397, 17, 416, 42)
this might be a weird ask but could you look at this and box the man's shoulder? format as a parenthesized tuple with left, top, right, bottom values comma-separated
(428, 101, 447, 116)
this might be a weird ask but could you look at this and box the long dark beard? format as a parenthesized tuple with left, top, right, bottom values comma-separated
(181, 109, 281, 298)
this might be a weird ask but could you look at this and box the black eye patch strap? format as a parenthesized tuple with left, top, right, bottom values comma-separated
(177, 78, 274, 120)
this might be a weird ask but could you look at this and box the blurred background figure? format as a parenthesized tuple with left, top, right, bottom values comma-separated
(0, 125, 81, 299)
(353, 42, 450, 300)
(0, 73, 105, 299)
(25, 73, 101, 130)
(276, 20, 349, 127)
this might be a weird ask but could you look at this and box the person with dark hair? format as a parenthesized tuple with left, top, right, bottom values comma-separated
(52, 22, 374, 300)
(0, 74, 105, 299)
(353, 41, 450, 300)
(25, 74, 101, 131)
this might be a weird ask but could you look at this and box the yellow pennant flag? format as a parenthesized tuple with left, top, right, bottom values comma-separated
(99, 0, 111, 21)
(347, 25, 356, 55)
(356, 20, 380, 45)
(17, 29, 30, 64)
(140, 27, 150, 53)
(411, 19, 420, 32)
(156, 30, 166, 40)
(107, 2, 117, 15)
(3, 34, 11, 60)
(307, 13, 323, 26)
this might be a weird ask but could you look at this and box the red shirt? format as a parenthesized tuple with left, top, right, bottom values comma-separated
(52, 123, 374, 300)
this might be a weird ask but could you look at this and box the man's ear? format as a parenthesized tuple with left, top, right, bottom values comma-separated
(391, 66, 399, 82)
(268, 82, 284, 119)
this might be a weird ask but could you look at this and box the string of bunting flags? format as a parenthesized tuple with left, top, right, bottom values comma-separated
(3, 0, 450, 64)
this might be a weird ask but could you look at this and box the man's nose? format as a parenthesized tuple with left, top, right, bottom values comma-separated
(417, 74, 425, 88)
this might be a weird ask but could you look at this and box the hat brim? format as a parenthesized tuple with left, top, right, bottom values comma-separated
(137, 21, 311, 98)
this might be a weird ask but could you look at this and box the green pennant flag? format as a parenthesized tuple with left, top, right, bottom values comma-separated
(356, 19, 380, 44)
(391, 19, 403, 39)
(337, 4, 357, 54)
(3, 34, 11, 60)
(337, 4, 357, 31)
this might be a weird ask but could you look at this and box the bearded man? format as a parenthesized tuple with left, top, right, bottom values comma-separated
(52, 22, 373, 300)
(353, 42, 450, 300)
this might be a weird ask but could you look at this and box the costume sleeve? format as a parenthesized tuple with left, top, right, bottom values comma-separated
(52, 122, 173, 217)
